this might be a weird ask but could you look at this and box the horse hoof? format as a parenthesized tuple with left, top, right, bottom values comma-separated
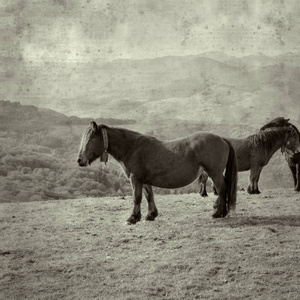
(227, 210, 236, 217)
(126, 220, 136, 225)
(200, 193, 208, 197)
(126, 216, 140, 225)
(247, 187, 261, 195)
(145, 211, 158, 221)
(212, 211, 226, 218)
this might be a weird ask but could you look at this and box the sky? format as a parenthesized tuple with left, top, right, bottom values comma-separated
(1, 0, 300, 64)
(0, 0, 300, 119)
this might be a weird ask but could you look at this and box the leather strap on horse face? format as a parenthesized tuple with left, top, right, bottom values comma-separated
(282, 127, 297, 155)
(281, 128, 290, 154)
(100, 128, 109, 164)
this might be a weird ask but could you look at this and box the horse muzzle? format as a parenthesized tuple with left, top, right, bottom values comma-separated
(77, 157, 89, 167)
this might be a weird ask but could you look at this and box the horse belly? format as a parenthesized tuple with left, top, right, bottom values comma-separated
(236, 148, 251, 171)
(236, 156, 250, 172)
(144, 160, 200, 189)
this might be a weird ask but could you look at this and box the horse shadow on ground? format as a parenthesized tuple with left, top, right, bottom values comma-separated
(214, 215, 300, 228)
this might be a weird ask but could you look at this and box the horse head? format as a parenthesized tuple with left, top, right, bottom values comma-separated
(284, 127, 300, 155)
(77, 121, 104, 167)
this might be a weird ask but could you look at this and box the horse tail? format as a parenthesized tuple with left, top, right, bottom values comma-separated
(223, 138, 238, 214)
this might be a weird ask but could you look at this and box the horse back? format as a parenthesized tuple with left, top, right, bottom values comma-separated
(187, 132, 230, 172)
(225, 137, 270, 171)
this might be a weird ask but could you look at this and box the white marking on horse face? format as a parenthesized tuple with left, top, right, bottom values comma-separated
(285, 131, 298, 152)
(78, 129, 92, 165)
(293, 137, 300, 152)
(285, 133, 300, 154)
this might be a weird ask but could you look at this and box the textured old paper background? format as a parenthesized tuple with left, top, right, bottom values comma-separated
(1, 0, 299, 119)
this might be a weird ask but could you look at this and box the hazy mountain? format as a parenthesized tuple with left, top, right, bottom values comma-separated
(1, 51, 300, 133)
(0, 100, 135, 133)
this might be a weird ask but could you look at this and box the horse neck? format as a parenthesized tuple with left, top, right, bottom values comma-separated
(266, 132, 290, 157)
(269, 137, 286, 156)
(105, 127, 137, 162)
(249, 130, 287, 158)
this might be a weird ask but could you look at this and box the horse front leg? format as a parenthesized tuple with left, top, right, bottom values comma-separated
(143, 185, 158, 221)
(247, 167, 262, 194)
(289, 161, 300, 191)
(247, 179, 255, 194)
(127, 174, 143, 225)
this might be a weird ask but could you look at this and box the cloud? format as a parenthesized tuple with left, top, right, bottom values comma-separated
(2, 0, 300, 63)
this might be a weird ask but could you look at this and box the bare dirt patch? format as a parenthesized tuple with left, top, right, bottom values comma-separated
(1, 189, 300, 299)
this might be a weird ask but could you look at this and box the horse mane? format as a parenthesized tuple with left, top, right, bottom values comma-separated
(260, 117, 300, 140)
(98, 124, 158, 146)
(260, 117, 289, 131)
(245, 127, 294, 153)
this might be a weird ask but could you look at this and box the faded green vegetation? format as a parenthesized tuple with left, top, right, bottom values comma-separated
(0, 100, 295, 203)
(0, 100, 137, 202)
(1, 189, 300, 299)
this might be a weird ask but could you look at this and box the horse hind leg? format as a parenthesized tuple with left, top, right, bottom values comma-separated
(198, 174, 218, 197)
(143, 185, 158, 221)
(208, 172, 228, 218)
(199, 173, 208, 197)
(212, 184, 218, 195)
(295, 163, 300, 192)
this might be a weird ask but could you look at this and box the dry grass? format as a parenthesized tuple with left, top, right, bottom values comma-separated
(1, 189, 300, 299)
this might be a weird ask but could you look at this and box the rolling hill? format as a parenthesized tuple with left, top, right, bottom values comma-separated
(2, 52, 300, 129)
(0, 51, 300, 203)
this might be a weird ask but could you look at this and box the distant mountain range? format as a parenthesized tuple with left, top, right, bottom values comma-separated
(0, 100, 135, 133)
(1, 51, 299, 132)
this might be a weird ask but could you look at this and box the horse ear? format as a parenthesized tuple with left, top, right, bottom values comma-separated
(90, 121, 98, 132)
(284, 118, 290, 125)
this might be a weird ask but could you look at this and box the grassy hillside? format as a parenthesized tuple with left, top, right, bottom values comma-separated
(1, 190, 300, 299)
(0, 106, 296, 203)
(0, 98, 298, 203)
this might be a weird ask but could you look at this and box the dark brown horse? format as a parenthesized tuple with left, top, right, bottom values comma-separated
(199, 127, 300, 196)
(260, 117, 300, 192)
(77, 121, 238, 224)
